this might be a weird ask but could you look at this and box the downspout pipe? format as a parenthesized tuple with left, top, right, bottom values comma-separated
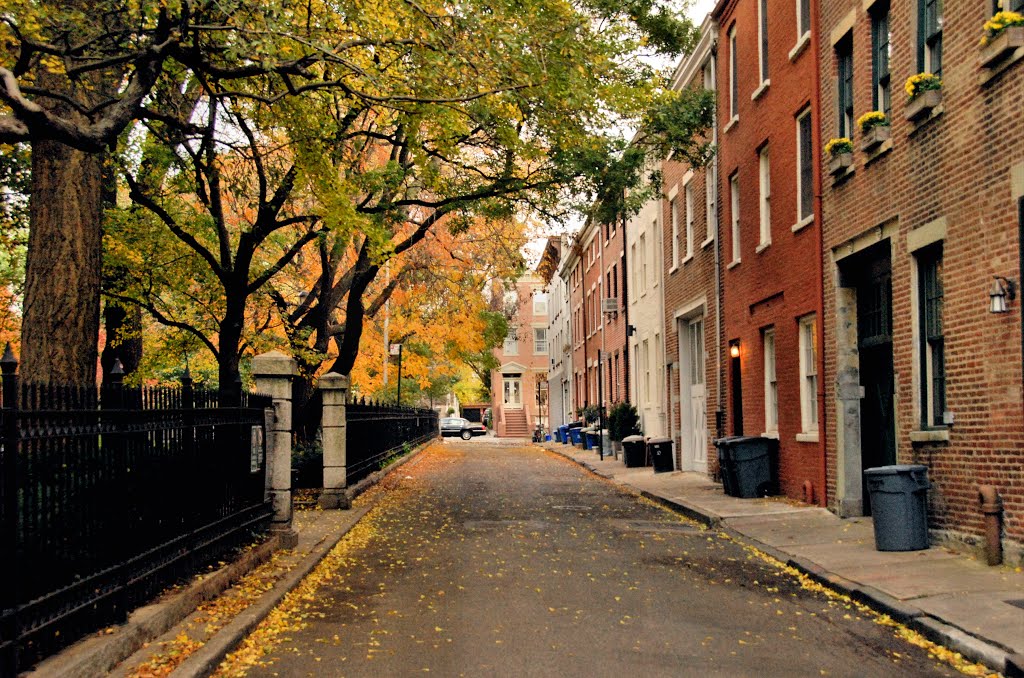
(810, 0, 828, 508)
(711, 39, 724, 440)
(978, 485, 1003, 566)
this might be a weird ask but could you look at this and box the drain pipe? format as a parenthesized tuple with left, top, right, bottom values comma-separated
(977, 485, 1003, 566)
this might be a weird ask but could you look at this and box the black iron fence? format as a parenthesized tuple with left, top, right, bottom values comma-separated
(346, 399, 438, 485)
(0, 355, 273, 674)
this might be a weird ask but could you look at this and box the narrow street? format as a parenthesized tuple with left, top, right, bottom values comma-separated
(224, 441, 959, 677)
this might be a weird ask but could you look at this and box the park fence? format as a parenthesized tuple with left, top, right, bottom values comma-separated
(0, 356, 273, 673)
(345, 399, 438, 485)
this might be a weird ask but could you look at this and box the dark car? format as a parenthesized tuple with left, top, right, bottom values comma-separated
(440, 417, 487, 440)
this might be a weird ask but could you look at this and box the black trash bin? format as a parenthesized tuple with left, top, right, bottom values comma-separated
(622, 435, 647, 468)
(714, 436, 778, 498)
(864, 465, 930, 551)
(648, 437, 674, 473)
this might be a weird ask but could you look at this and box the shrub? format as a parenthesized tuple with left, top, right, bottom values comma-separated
(609, 402, 640, 441)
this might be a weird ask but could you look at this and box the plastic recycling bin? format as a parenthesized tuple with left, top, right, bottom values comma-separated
(864, 465, 930, 551)
(558, 425, 569, 444)
(622, 435, 647, 468)
(648, 437, 674, 473)
(714, 436, 778, 498)
(584, 428, 599, 450)
(568, 426, 583, 446)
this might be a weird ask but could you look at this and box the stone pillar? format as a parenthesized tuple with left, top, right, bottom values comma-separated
(319, 372, 351, 509)
(252, 350, 299, 546)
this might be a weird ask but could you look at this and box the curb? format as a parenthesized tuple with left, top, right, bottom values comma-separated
(546, 444, 1011, 676)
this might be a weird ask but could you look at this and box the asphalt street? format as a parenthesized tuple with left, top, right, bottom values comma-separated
(228, 440, 961, 677)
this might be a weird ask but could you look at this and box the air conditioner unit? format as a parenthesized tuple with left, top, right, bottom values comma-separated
(601, 298, 619, 314)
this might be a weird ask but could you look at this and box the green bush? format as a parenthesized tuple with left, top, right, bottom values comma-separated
(609, 402, 640, 441)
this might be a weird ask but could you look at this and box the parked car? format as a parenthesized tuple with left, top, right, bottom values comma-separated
(440, 417, 487, 440)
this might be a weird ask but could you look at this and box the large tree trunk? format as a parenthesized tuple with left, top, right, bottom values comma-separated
(20, 140, 104, 384)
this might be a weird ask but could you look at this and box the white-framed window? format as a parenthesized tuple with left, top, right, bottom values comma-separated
(758, 0, 769, 84)
(730, 172, 741, 263)
(796, 108, 814, 224)
(763, 328, 778, 432)
(534, 327, 548, 354)
(796, 0, 811, 39)
(684, 180, 695, 259)
(670, 196, 680, 269)
(643, 338, 651, 400)
(639, 233, 648, 294)
(758, 147, 771, 248)
(503, 330, 519, 355)
(799, 314, 819, 432)
(705, 165, 716, 243)
(533, 292, 548, 317)
(729, 25, 738, 119)
(630, 243, 638, 298)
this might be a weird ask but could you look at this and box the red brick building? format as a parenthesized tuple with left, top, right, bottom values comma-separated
(713, 0, 826, 503)
(661, 19, 723, 475)
(818, 0, 1024, 560)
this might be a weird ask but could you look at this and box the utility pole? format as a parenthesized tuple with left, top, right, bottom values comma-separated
(597, 349, 604, 461)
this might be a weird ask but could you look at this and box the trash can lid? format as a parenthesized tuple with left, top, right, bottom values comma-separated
(713, 435, 760, 446)
(622, 435, 645, 443)
(864, 464, 928, 476)
(647, 437, 672, 444)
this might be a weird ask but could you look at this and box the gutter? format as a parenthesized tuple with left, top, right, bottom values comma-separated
(810, 0, 828, 507)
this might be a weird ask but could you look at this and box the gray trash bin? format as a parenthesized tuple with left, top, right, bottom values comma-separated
(648, 437, 674, 473)
(714, 436, 778, 498)
(864, 465, 930, 551)
(622, 435, 647, 468)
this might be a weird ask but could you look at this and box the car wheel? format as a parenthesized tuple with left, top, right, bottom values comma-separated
(461, 430, 472, 440)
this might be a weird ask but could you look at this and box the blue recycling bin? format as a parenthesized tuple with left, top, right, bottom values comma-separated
(558, 425, 568, 443)
(569, 426, 583, 446)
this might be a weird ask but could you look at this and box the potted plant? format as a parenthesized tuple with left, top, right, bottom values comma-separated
(608, 402, 639, 456)
(904, 73, 942, 121)
(980, 11, 1024, 67)
(857, 111, 890, 150)
(825, 137, 854, 175)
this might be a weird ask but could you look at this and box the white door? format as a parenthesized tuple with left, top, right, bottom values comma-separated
(679, 317, 707, 470)
(503, 376, 523, 409)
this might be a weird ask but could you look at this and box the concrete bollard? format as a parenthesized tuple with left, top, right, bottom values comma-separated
(252, 350, 299, 548)
(319, 372, 350, 509)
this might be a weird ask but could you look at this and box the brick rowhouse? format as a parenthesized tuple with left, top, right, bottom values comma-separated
(713, 0, 827, 503)
(818, 0, 1024, 561)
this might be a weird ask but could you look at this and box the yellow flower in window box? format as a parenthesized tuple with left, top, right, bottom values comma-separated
(980, 11, 1024, 47)
(824, 137, 853, 156)
(856, 111, 889, 133)
(979, 11, 1024, 67)
(904, 73, 941, 100)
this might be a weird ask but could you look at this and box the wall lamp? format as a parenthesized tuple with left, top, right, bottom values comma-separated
(989, 276, 1016, 314)
(626, 324, 637, 337)
(729, 342, 740, 358)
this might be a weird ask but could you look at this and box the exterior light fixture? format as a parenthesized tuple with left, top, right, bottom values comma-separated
(729, 343, 740, 358)
(989, 276, 1016, 314)
(626, 324, 637, 336)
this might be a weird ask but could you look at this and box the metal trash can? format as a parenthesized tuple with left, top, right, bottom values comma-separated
(714, 436, 778, 498)
(622, 435, 647, 468)
(648, 437, 674, 473)
(864, 465, 930, 551)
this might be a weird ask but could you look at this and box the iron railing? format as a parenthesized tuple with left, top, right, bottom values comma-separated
(0, 356, 273, 674)
(346, 400, 438, 485)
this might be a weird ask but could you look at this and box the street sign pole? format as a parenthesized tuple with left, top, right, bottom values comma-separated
(597, 349, 604, 461)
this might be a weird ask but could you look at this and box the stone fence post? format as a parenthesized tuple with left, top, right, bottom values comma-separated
(319, 372, 350, 509)
(252, 350, 298, 546)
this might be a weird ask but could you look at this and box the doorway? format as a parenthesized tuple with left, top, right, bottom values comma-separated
(502, 374, 523, 409)
(679, 316, 707, 471)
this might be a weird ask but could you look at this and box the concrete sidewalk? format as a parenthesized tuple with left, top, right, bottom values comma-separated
(542, 441, 1024, 677)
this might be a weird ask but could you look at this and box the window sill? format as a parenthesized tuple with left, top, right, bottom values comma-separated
(701, 236, 715, 249)
(669, 264, 679, 275)
(910, 429, 950, 443)
(751, 80, 771, 101)
(727, 258, 741, 270)
(791, 215, 814, 233)
(681, 253, 694, 265)
(788, 32, 811, 62)
(979, 44, 1024, 86)
(863, 138, 893, 166)
(723, 116, 739, 134)
(796, 431, 819, 443)
(755, 241, 771, 254)
(760, 430, 780, 440)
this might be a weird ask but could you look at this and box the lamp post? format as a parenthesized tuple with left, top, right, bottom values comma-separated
(390, 343, 403, 406)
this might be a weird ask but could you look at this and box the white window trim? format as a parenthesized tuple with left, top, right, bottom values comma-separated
(757, 0, 769, 85)
(705, 165, 717, 245)
(789, 30, 812, 62)
(798, 314, 819, 434)
(730, 173, 741, 265)
(751, 80, 771, 101)
(670, 195, 680, 271)
(728, 26, 738, 119)
(684, 180, 695, 260)
(763, 328, 778, 433)
(758, 147, 771, 248)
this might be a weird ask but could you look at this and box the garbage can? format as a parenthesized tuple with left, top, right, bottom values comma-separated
(714, 436, 778, 498)
(584, 427, 599, 450)
(558, 425, 569, 444)
(864, 465, 930, 551)
(569, 425, 583, 446)
(648, 437, 674, 473)
(622, 435, 646, 468)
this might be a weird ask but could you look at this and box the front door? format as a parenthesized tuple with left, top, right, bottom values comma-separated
(679, 316, 707, 471)
(503, 375, 523, 409)
(855, 248, 896, 514)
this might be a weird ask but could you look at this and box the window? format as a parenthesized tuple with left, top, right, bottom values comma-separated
(758, 0, 769, 83)
(503, 330, 518, 355)
(730, 172, 741, 263)
(630, 244, 638, 298)
(640, 233, 648, 294)
(533, 292, 548, 316)
(670, 196, 680, 268)
(613, 352, 620, 401)
(729, 26, 738, 119)
(918, 245, 945, 427)
(799, 314, 818, 432)
(643, 339, 651, 400)
(685, 181, 695, 258)
(871, 2, 892, 119)
(797, 0, 811, 37)
(836, 34, 854, 138)
(758, 147, 771, 247)
(534, 327, 548, 354)
(796, 108, 814, 223)
(612, 263, 618, 297)
(918, 0, 942, 77)
(763, 328, 778, 432)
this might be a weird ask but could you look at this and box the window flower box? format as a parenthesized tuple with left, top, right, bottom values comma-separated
(828, 152, 853, 176)
(981, 25, 1024, 67)
(904, 88, 942, 122)
(857, 111, 890, 150)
